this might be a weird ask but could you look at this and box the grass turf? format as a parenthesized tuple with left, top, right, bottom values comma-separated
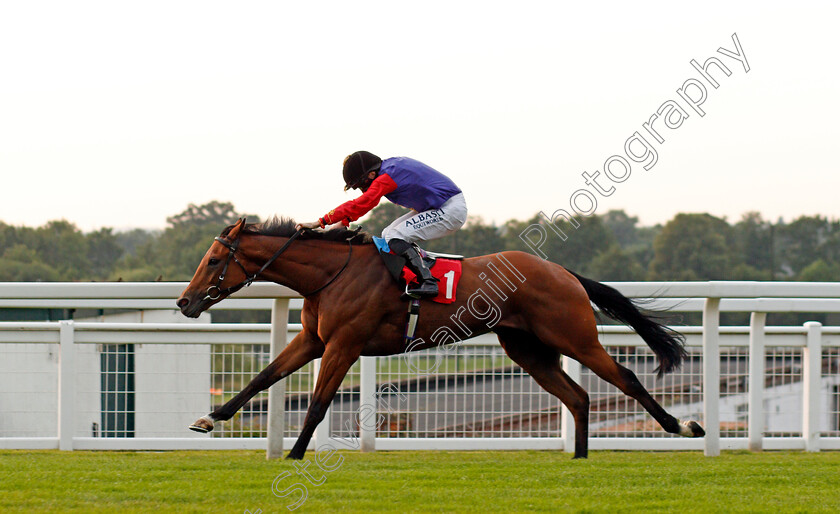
(1, 450, 839, 512)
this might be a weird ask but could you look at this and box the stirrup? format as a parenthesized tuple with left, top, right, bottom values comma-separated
(403, 280, 438, 299)
(402, 285, 421, 300)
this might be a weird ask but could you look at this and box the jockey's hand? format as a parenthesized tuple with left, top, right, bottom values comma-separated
(295, 221, 321, 230)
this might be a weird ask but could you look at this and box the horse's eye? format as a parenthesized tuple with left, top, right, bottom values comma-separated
(208, 258, 221, 266)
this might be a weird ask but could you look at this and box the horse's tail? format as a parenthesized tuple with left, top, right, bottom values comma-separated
(567, 270, 686, 378)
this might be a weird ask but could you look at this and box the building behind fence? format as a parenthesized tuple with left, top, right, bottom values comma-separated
(0, 282, 838, 456)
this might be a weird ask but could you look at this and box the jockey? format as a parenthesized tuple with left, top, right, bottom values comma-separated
(297, 151, 467, 298)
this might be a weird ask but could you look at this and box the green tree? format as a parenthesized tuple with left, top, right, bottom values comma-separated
(590, 244, 646, 281)
(777, 215, 832, 276)
(798, 259, 840, 281)
(602, 210, 640, 247)
(115, 229, 157, 257)
(650, 213, 737, 280)
(0, 244, 60, 281)
(4, 205, 839, 286)
(86, 228, 124, 279)
(601, 210, 661, 276)
(0, 222, 14, 249)
(734, 212, 775, 277)
(123, 200, 260, 281)
(166, 201, 250, 229)
(503, 213, 616, 275)
(33, 220, 90, 280)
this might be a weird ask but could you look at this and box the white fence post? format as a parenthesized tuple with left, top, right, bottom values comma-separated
(312, 358, 331, 448)
(803, 321, 822, 452)
(359, 356, 377, 452)
(561, 356, 581, 454)
(703, 298, 721, 457)
(267, 298, 289, 460)
(748, 312, 766, 451)
(58, 320, 75, 451)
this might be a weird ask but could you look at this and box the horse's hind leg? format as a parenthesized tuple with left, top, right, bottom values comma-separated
(495, 328, 590, 458)
(189, 329, 324, 433)
(573, 341, 704, 438)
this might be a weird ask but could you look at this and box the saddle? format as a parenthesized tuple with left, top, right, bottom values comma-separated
(372, 237, 463, 304)
(372, 236, 464, 348)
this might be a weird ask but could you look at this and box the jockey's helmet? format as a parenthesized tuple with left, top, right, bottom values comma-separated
(343, 151, 382, 191)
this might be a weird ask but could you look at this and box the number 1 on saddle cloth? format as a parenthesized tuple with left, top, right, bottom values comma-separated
(371, 236, 464, 345)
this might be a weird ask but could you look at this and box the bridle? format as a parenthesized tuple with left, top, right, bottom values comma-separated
(203, 228, 353, 301)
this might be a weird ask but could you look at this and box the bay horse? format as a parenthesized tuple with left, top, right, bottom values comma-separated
(176, 217, 704, 459)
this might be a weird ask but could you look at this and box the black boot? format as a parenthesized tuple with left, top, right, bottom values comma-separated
(389, 239, 438, 298)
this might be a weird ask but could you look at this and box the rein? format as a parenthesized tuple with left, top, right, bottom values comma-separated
(204, 229, 353, 301)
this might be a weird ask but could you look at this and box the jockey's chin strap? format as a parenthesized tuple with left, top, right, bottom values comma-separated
(204, 228, 353, 301)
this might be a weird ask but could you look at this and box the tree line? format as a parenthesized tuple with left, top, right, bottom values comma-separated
(2, 200, 839, 283)
(365, 204, 840, 282)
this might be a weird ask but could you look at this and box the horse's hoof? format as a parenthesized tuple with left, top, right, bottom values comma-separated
(679, 420, 705, 438)
(189, 415, 215, 433)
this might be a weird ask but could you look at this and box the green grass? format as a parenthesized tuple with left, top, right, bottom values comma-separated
(2, 450, 839, 512)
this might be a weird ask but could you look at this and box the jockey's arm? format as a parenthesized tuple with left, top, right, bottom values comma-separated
(319, 174, 398, 227)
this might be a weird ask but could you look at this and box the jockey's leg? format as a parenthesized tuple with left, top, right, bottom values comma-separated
(381, 193, 468, 298)
(380, 193, 468, 245)
(389, 238, 439, 298)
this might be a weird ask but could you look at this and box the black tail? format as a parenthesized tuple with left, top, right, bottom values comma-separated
(568, 270, 686, 377)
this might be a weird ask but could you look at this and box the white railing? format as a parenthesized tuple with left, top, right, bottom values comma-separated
(0, 281, 839, 457)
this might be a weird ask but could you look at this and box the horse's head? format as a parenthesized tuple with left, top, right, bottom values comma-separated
(177, 217, 251, 318)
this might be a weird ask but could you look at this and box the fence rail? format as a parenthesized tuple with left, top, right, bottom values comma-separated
(1, 281, 839, 457)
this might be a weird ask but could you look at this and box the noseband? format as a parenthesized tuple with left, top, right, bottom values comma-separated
(204, 228, 353, 301)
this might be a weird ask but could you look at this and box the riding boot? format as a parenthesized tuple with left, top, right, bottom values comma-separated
(389, 239, 439, 298)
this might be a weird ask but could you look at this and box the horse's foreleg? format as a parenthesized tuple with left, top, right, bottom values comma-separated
(495, 329, 591, 459)
(286, 343, 360, 460)
(189, 329, 324, 433)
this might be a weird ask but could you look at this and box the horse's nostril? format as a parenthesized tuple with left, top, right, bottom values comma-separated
(177, 297, 189, 309)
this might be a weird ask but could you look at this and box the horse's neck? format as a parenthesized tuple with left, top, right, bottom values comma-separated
(254, 238, 354, 294)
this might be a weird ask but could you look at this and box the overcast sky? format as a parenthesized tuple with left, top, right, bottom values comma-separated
(1, 1, 838, 232)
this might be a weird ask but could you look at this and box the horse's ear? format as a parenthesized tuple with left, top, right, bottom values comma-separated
(227, 217, 247, 239)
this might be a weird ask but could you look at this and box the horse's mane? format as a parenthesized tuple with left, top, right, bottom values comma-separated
(220, 216, 374, 244)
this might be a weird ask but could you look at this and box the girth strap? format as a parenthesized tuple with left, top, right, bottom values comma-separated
(403, 298, 421, 346)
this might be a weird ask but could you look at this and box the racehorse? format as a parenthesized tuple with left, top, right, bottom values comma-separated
(177, 217, 704, 459)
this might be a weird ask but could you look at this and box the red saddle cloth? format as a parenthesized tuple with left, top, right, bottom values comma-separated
(401, 258, 462, 304)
